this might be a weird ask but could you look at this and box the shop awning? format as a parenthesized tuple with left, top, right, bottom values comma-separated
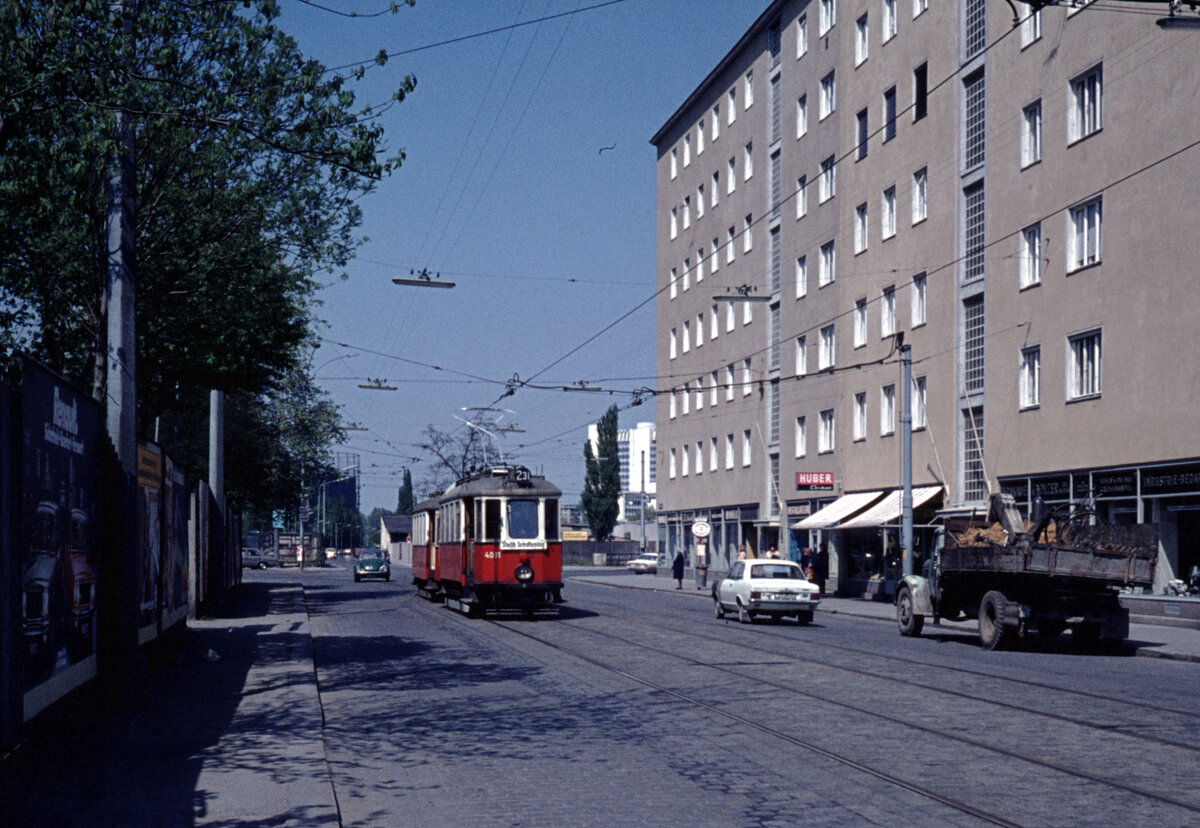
(791, 491, 884, 529)
(837, 486, 944, 529)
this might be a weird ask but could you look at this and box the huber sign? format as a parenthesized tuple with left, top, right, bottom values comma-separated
(796, 471, 834, 491)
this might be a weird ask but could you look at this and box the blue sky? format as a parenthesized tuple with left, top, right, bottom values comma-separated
(279, 0, 765, 511)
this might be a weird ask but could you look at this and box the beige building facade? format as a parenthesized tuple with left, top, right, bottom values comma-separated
(652, 0, 1200, 595)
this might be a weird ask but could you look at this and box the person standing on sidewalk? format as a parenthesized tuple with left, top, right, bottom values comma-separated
(672, 551, 685, 589)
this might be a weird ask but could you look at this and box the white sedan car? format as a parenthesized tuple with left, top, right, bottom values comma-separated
(626, 554, 659, 574)
(713, 559, 820, 625)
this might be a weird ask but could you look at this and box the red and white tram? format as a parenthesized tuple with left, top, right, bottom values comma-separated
(411, 465, 563, 615)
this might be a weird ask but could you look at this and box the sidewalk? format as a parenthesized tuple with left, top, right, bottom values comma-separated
(567, 567, 1200, 664)
(0, 580, 339, 827)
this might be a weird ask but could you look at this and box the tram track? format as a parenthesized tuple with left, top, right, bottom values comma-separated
(409, 584, 1200, 826)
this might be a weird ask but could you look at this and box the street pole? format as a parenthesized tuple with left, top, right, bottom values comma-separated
(900, 339, 914, 577)
(640, 450, 647, 557)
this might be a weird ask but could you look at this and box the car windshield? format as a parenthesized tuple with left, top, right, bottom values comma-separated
(360, 550, 382, 560)
(749, 564, 802, 580)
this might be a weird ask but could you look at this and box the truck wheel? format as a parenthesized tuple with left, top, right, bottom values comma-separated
(897, 585, 925, 637)
(978, 591, 1010, 651)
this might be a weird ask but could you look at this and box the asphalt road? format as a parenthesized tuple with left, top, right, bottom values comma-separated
(302, 563, 1200, 828)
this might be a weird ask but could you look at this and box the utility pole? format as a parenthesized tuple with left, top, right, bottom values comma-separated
(640, 450, 646, 557)
(899, 337, 914, 577)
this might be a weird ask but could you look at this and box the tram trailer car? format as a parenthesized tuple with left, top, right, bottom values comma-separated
(417, 465, 564, 615)
(411, 495, 442, 597)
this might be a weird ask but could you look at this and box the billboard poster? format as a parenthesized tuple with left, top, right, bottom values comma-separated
(162, 456, 189, 627)
(137, 442, 163, 641)
(18, 361, 101, 714)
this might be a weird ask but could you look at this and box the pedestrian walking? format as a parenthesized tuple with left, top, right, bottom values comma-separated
(736, 544, 747, 561)
(672, 551, 685, 589)
(800, 546, 817, 581)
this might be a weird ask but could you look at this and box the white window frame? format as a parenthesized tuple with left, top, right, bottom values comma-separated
(744, 70, 754, 109)
(911, 272, 927, 326)
(725, 433, 734, 469)
(796, 175, 808, 219)
(681, 444, 689, 477)
(912, 375, 927, 428)
(697, 117, 705, 155)
(669, 447, 677, 479)
(881, 285, 896, 337)
(854, 297, 868, 347)
(669, 390, 677, 419)
(819, 324, 836, 370)
(726, 226, 736, 264)
(797, 13, 809, 58)
(669, 327, 677, 359)
(819, 408, 836, 453)
(1020, 345, 1041, 409)
(795, 255, 808, 299)
(711, 172, 720, 207)
(881, 383, 896, 435)
(711, 369, 719, 405)
(1068, 196, 1102, 272)
(854, 203, 868, 254)
(882, 186, 897, 240)
(711, 305, 719, 340)
(819, 240, 836, 287)
(1069, 64, 1102, 143)
(726, 302, 734, 333)
(820, 0, 836, 36)
(795, 335, 807, 376)
(711, 237, 720, 273)
(795, 415, 807, 458)
(743, 429, 753, 468)
(669, 266, 678, 299)
(913, 0, 928, 17)
(744, 142, 754, 180)
(743, 213, 753, 253)
(855, 14, 869, 66)
(728, 88, 737, 124)
(883, 0, 897, 42)
(712, 103, 720, 140)
(797, 95, 808, 139)
(820, 72, 836, 120)
(912, 167, 927, 224)
(882, 86, 897, 143)
(725, 365, 735, 401)
(682, 320, 690, 353)
(1022, 100, 1042, 168)
(683, 134, 691, 167)
(682, 196, 691, 230)
(742, 358, 753, 396)
(853, 392, 867, 441)
(1020, 223, 1042, 288)
(1021, 9, 1041, 48)
(1067, 329, 1102, 400)
(696, 185, 704, 219)
(670, 206, 677, 239)
(819, 155, 836, 202)
(670, 147, 677, 179)
(727, 157, 736, 194)
(710, 436, 719, 471)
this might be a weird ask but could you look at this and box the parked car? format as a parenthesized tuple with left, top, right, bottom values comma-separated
(354, 549, 390, 582)
(713, 559, 820, 625)
(626, 554, 659, 574)
(242, 548, 279, 569)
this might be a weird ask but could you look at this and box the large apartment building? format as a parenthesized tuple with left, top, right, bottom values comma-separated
(651, 0, 1200, 596)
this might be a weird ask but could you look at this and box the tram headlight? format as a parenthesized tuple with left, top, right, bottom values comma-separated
(514, 563, 535, 583)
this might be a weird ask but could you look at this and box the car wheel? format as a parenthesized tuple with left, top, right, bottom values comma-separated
(354, 574, 360, 582)
(896, 585, 925, 637)
(384, 575, 390, 582)
(714, 596, 726, 619)
(737, 600, 752, 624)
(797, 611, 813, 626)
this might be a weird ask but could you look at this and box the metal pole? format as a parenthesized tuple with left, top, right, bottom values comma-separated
(900, 341, 913, 577)
(208, 390, 224, 504)
(640, 450, 646, 556)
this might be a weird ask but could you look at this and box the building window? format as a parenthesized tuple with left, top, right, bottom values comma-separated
(795, 416, 807, 457)
(682, 444, 690, 477)
(1021, 100, 1042, 168)
(819, 409, 836, 453)
(682, 196, 691, 230)
(883, 0, 897, 41)
(711, 237, 720, 273)
(682, 320, 690, 353)
(796, 255, 808, 298)
(725, 433, 734, 469)
(819, 156, 836, 202)
(1068, 0, 1097, 16)
(744, 142, 754, 180)
(796, 176, 808, 220)
(682, 257, 690, 291)
(1070, 64, 1102, 143)
(881, 285, 896, 337)
(711, 306, 719, 340)
(684, 134, 691, 167)
(963, 295, 985, 394)
(695, 376, 704, 407)
(913, 0, 928, 17)
(912, 167, 927, 224)
(881, 384, 897, 435)
(670, 206, 677, 239)
(696, 185, 704, 218)
(819, 324, 836, 369)
(742, 358, 753, 395)
(911, 272, 927, 326)
(1020, 346, 1041, 409)
(728, 87, 737, 124)
(819, 240, 836, 286)
(853, 392, 867, 441)
(964, 70, 986, 170)
(1068, 329, 1102, 399)
(819, 0, 836, 36)
(727, 157, 736, 194)
(744, 70, 754, 109)
(797, 95, 808, 139)
(854, 203, 869, 254)
(669, 447, 677, 479)
(1021, 8, 1041, 48)
(712, 103, 720, 140)
(669, 327, 677, 359)
(743, 429, 753, 467)
(669, 390, 677, 419)
(965, 0, 986, 58)
(710, 436, 719, 471)
(913, 62, 928, 121)
(697, 117, 705, 155)
(743, 214, 753, 253)
(711, 172, 720, 208)
(882, 86, 897, 143)
(726, 226, 736, 264)
(669, 266, 677, 299)
(797, 13, 808, 58)
(670, 147, 677, 179)
(711, 369, 719, 405)
(1068, 196, 1102, 271)
(696, 312, 704, 347)
(963, 181, 985, 281)
(852, 299, 867, 349)
(856, 109, 869, 160)
(1020, 223, 1042, 288)
(912, 375, 927, 428)
(726, 301, 734, 333)
(681, 381, 690, 415)
(820, 71, 836, 120)
(795, 334, 807, 376)
(963, 406, 986, 501)
(855, 14, 869, 66)
(882, 186, 897, 240)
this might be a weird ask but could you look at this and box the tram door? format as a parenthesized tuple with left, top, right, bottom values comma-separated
(462, 498, 475, 582)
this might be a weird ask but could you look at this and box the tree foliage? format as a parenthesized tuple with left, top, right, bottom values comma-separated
(416, 424, 491, 497)
(396, 467, 414, 515)
(0, 0, 413, 513)
(582, 405, 621, 541)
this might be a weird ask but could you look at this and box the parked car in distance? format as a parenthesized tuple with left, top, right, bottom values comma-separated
(713, 559, 820, 625)
(626, 554, 659, 574)
(354, 548, 390, 582)
(242, 548, 279, 569)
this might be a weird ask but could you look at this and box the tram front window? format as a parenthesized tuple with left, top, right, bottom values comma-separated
(507, 500, 539, 539)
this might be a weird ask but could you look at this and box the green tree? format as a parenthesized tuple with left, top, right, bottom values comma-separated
(0, 0, 414, 515)
(396, 467, 414, 514)
(582, 405, 621, 541)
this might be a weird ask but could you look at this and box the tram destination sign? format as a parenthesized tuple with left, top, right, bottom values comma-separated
(796, 471, 834, 491)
